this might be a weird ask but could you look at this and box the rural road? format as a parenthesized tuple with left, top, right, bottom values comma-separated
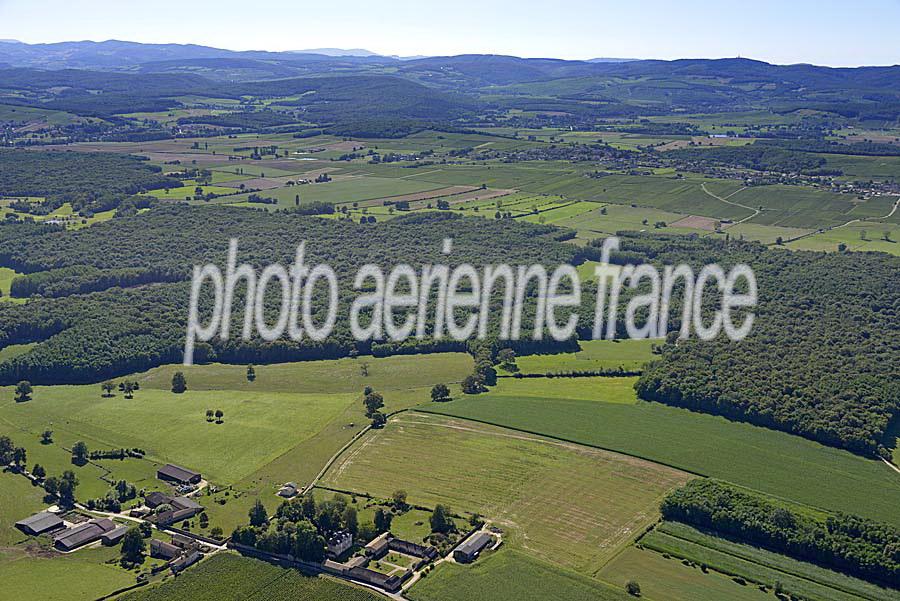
(700, 183, 757, 224)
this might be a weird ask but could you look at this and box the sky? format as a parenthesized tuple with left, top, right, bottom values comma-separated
(0, 0, 898, 67)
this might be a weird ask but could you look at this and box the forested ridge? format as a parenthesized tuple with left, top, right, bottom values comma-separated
(661, 479, 900, 587)
(0, 206, 580, 384)
(0, 149, 179, 214)
(626, 233, 899, 457)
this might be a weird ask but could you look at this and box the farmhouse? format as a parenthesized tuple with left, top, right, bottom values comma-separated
(150, 539, 181, 560)
(154, 507, 202, 527)
(144, 491, 170, 509)
(453, 531, 494, 563)
(157, 464, 201, 485)
(54, 518, 116, 552)
(15, 511, 65, 536)
(326, 529, 353, 558)
(170, 550, 202, 574)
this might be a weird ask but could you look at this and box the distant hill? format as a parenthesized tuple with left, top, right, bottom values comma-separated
(291, 48, 380, 57)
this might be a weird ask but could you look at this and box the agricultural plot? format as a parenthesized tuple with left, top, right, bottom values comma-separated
(424, 392, 900, 525)
(225, 175, 445, 208)
(120, 553, 382, 601)
(821, 154, 900, 182)
(721, 222, 813, 244)
(515, 339, 656, 374)
(637, 521, 898, 601)
(555, 203, 708, 236)
(598, 546, 771, 601)
(786, 220, 900, 254)
(322, 412, 692, 575)
(489, 377, 640, 404)
(408, 549, 631, 601)
(0, 545, 135, 601)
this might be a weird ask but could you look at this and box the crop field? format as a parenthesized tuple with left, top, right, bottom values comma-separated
(721, 222, 813, 244)
(598, 546, 771, 601)
(637, 521, 898, 601)
(424, 392, 900, 525)
(120, 553, 383, 601)
(554, 202, 717, 236)
(822, 154, 900, 181)
(322, 412, 692, 575)
(408, 549, 631, 601)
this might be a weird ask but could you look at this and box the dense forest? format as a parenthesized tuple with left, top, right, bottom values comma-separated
(0, 206, 580, 383)
(0, 149, 179, 214)
(661, 479, 900, 587)
(628, 233, 899, 457)
(665, 145, 827, 173)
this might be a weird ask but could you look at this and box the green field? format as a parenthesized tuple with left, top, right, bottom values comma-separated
(489, 376, 640, 404)
(0, 545, 135, 601)
(598, 546, 772, 601)
(322, 412, 691, 575)
(515, 339, 656, 374)
(423, 392, 900, 525)
(637, 521, 898, 601)
(120, 553, 383, 601)
(408, 549, 631, 601)
(786, 220, 900, 254)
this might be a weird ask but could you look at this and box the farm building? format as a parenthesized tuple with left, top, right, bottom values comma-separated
(170, 550, 202, 574)
(278, 482, 298, 498)
(15, 511, 65, 536)
(153, 507, 201, 527)
(327, 529, 353, 558)
(54, 518, 116, 552)
(102, 525, 129, 546)
(144, 491, 170, 508)
(453, 531, 494, 563)
(347, 566, 402, 593)
(150, 539, 181, 560)
(389, 537, 439, 560)
(364, 532, 390, 559)
(157, 464, 201, 485)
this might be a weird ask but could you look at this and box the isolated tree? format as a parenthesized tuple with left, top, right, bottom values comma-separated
(461, 374, 483, 394)
(363, 392, 384, 417)
(374, 508, 393, 533)
(371, 412, 386, 428)
(430, 504, 453, 534)
(430, 384, 450, 403)
(32, 464, 46, 479)
(625, 580, 641, 596)
(249, 499, 269, 526)
(392, 490, 408, 509)
(860, 229, 868, 240)
(497, 348, 517, 370)
(210, 526, 224, 539)
(343, 506, 359, 535)
(171, 371, 187, 394)
(15, 380, 32, 403)
(121, 528, 146, 564)
(58, 470, 78, 505)
(123, 381, 135, 399)
(360, 362, 370, 377)
(883, 230, 892, 242)
(71, 441, 89, 465)
(246, 365, 256, 382)
(214, 409, 224, 423)
(101, 381, 115, 397)
(12, 447, 26, 468)
(206, 409, 214, 422)
(41, 430, 53, 444)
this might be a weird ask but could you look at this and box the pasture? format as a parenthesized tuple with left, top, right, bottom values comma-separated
(490, 377, 640, 404)
(638, 521, 898, 601)
(786, 220, 900, 255)
(322, 412, 692, 575)
(514, 339, 655, 374)
(598, 546, 771, 601)
(408, 549, 631, 601)
(424, 392, 900, 525)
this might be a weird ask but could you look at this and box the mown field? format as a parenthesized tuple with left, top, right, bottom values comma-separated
(423, 388, 900, 525)
(408, 549, 631, 601)
(120, 553, 383, 601)
(322, 412, 691, 575)
(787, 220, 900, 255)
